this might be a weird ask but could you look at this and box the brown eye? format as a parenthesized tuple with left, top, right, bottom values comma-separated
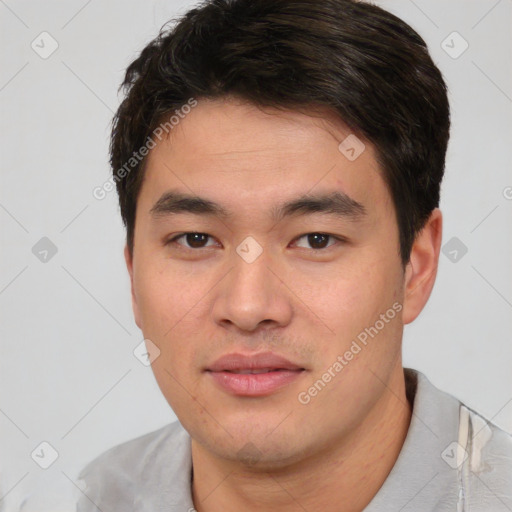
(294, 233, 337, 250)
(185, 233, 209, 248)
(169, 232, 216, 249)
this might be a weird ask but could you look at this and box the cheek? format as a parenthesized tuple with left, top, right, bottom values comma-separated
(135, 258, 201, 329)
(303, 262, 393, 329)
(134, 260, 210, 369)
(317, 266, 403, 367)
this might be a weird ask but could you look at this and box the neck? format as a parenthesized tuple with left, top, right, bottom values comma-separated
(191, 363, 412, 512)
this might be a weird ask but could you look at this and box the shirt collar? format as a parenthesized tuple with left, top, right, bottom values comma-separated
(364, 368, 461, 511)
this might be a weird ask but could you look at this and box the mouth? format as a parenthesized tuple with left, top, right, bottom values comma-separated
(205, 352, 306, 396)
(221, 368, 298, 374)
(206, 351, 305, 372)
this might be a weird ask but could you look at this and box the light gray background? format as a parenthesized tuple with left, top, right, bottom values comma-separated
(1, 0, 511, 509)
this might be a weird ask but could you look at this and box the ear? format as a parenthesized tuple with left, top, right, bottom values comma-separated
(402, 208, 443, 324)
(124, 244, 142, 329)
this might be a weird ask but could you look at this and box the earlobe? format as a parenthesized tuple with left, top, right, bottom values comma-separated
(402, 208, 443, 325)
(124, 244, 142, 329)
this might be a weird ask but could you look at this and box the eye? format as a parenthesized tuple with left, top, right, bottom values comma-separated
(167, 232, 218, 249)
(292, 233, 340, 250)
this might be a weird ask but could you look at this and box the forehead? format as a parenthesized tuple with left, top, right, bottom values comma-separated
(140, 97, 391, 220)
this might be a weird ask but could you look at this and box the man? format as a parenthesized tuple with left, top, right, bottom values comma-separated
(77, 0, 512, 510)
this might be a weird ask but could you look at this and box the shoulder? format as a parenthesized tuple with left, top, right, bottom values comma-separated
(459, 404, 512, 509)
(78, 420, 188, 480)
(76, 421, 192, 511)
(406, 369, 512, 509)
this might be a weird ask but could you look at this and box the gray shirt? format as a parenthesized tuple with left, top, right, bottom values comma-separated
(76, 368, 512, 511)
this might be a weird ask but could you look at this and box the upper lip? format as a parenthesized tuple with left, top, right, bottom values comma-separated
(206, 352, 305, 372)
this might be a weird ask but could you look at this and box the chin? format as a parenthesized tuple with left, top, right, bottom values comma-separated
(193, 421, 314, 470)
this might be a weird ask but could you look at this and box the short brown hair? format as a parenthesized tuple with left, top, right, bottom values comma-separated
(111, 0, 450, 265)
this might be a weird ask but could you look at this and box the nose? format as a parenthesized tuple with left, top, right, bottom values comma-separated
(211, 244, 294, 333)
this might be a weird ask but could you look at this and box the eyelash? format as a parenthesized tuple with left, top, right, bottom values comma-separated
(165, 232, 346, 251)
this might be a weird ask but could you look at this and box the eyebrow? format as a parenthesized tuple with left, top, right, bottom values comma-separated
(150, 189, 367, 222)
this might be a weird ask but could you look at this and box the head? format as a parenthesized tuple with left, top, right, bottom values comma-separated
(113, 0, 449, 468)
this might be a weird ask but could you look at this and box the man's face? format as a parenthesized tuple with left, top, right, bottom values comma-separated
(127, 97, 409, 467)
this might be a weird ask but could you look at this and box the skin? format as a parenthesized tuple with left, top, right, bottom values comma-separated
(125, 96, 442, 512)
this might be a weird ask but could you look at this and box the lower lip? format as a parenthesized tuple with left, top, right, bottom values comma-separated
(207, 369, 304, 396)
